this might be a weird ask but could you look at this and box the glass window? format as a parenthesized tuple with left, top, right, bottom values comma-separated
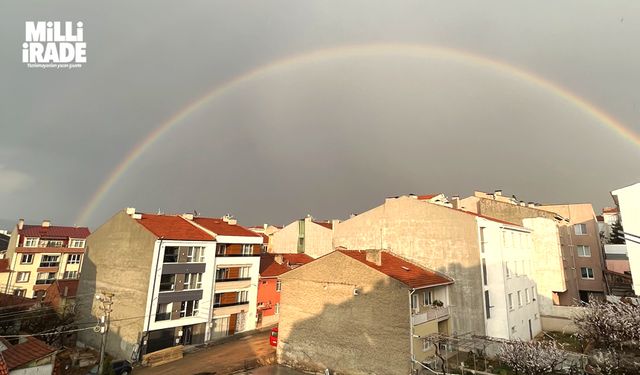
(180, 300, 199, 318)
(163, 247, 179, 263)
(574, 224, 587, 235)
(187, 247, 205, 262)
(216, 244, 227, 255)
(238, 290, 248, 303)
(69, 239, 85, 248)
(24, 238, 39, 247)
(155, 303, 171, 321)
(239, 267, 250, 279)
(581, 267, 594, 279)
(423, 290, 433, 305)
(577, 245, 591, 257)
(505, 262, 511, 278)
(159, 274, 175, 291)
(242, 244, 253, 255)
(275, 302, 280, 315)
(276, 280, 282, 292)
(63, 271, 78, 279)
(479, 227, 486, 253)
(482, 258, 488, 286)
(423, 339, 432, 352)
(184, 273, 202, 290)
(411, 293, 419, 310)
(517, 291, 523, 307)
(216, 268, 229, 280)
(20, 254, 33, 264)
(67, 254, 81, 264)
(16, 272, 30, 283)
(508, 293, 514, 310)
(39, 255, 59, 267)
(484, 290, 491, 319)
(525, 288, 530, 304)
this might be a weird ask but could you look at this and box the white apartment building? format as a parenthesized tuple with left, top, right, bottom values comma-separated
(477, 216, 541, 340)
(611, 183, 640, 295)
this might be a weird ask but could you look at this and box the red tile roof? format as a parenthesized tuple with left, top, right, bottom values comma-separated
(18, 225, 90, 239)
(259, 254, 291, 277)
(136, 214, 214, 241)
(0, 337, 55, 370)
(417, 194, 439, 200)
(338, 250, 453, 289)
(278, 253, 314, 265)
(193, 218, 261, 238)
(0, 293, 37, 310)
(0, 355, 8, 375)
(0, 259, 10, 273)
(603, 207, 618, 214)
(312, 221, 333, 230)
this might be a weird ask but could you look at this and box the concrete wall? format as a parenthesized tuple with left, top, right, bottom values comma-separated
(270, 221, 300, 254)
(539, 304, 581, 334)
(277, 251, 412, 375)
(77, 210, 157, 360)
(270, 219, 334, 258)
(333, 196, 485, 336)
(612, 183, 640, 295)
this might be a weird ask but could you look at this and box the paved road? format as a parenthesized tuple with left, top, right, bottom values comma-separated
(136, 330, 275, 375)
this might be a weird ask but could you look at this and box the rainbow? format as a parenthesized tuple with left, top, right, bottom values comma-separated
(75, 43, 640, 225)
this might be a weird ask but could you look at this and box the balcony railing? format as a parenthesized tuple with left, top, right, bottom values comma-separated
(155, 312, 172, 322)
(215, 253, 257, 257)
(412, 306, 450, 325)
(39, 262, 59, 268)
(35, 279, 55, 285)
(213, 301, 249, 308)
(215, 277, 251, 282)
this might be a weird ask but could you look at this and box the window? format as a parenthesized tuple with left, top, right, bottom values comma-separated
(42, 240, 63, 248)
(216, 244, 227, 255)
(39, 255, 59, 268)
(514, 261, 519, 276)
(216, 268, 229, 280)
(155, 303, 171, 321)
(69, 239, 85, 248)
(242, 244, 253, 255)
(214, 293, 222, 306)
(183, 273, 202, 290)
(276, 280, 282, 292)
(20, 254, 33, 264)
(581, 267, 595, 279)
(16, 272, 30, 283)
(24, 238, 38, 247)
(63, 271, 78, 279)
(411, 293, 419, 311)
(187, 247, 205, 262)
(239, 267, 250, 279)
(505, 262, 511, 278)
(577, 245, 591, 257)
(275, 302, 280, 315)
(180, 300, 199, 318)
(508, 293, 514, 310)
(423, 290, 433, 306)
(525, 288, 530, 304)
(67, 254, 81, 264)
(574, 224, 587, 235)
(423, 339, 433, 352)
(238, 290, 249, 303)
(531, 287, 535, 301)
(484, 290, 491, 319)
(517, 291, 523, 307)
(159, 274, 175, 291)
(479, 227, 486, 253)
(13, 289, 26, 297)
(36, 272, 55, 284)
(482, 259, 488, 286)
(163, 247, 179, 263)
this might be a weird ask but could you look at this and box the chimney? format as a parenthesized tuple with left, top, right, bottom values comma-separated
(42, 220, 51, 228)
(331, 219, 340, 229)
(494, 190, 502, 197)
(181, 213, 194, 221)
(17, 219, 24, 230)
(274, 254, 284, 264)
(527, 202, 535, 208)
(365, 250, 382, 266)
(519, 201, 526, 207)
(451, 195, 460, 209)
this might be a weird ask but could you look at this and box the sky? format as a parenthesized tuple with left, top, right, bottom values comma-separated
(1, 1, 639, 229)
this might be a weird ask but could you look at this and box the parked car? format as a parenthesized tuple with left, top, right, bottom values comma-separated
(269, 327, 278, 347)
(87, 360, 133, 375)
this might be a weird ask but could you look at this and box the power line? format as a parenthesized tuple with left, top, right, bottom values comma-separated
(0, 326, 96, 338)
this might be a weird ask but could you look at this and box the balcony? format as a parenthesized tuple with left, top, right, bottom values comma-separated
(155, 312, 172, 322)
(35, 279, 55, 285)
(214, 301, 249, 308)
(412, 306, 450, 325)
(213, 300, 249, 316)
(215, 277, 252, 291)
(216, 277, 251, 282)
(215, 253, 258, 257)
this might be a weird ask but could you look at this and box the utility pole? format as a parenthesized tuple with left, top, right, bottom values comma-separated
(97, 291, 114, 375)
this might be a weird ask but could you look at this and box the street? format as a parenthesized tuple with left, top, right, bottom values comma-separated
(135, 330, 275, 375)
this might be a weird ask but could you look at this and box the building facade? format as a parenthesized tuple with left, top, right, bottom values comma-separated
(277, 249, 453, 374)
(0, 220, 89, 299)
(270, 217, 338, 258)
(77, 209, 262, 360)
(611, 182, 640, 295)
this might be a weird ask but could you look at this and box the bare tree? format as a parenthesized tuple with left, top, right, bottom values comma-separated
(497, 340, 566, 375)
(573, 299, 640, 349)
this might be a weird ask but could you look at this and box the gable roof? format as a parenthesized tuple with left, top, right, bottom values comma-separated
(337, 250, 453, 289)
(417, 194, 439, 200)
(278, 253, 314, 265)
(312, 221, 333, 230)
(136, 214, 214, 241)
(193, 218, 261, 238)
(18, 225, 90, 239)
(0, 337, 55, 370)
(259, 254, 291, 277)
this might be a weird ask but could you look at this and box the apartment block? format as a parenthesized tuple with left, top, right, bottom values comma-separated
(277, 249, 453, 374)
(270, 216, 338, 258)
(76, 209, 262, 360)
(611, 182, 640, 295)
(0, 219, 89, 299)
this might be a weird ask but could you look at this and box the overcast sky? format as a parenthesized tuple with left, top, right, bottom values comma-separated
(1, 1, 639, 229)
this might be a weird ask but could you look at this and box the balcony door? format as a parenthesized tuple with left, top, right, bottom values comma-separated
(211, 317, 229, 340)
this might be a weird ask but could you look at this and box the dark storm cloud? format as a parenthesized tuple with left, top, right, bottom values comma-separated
(0, 0, 639, 228)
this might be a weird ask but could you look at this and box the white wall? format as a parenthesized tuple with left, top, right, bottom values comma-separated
(612, 183, 640, 295)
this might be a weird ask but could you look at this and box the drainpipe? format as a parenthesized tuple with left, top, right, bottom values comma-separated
(142, 236, 164, 358)
(409, 288, 415, 373)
